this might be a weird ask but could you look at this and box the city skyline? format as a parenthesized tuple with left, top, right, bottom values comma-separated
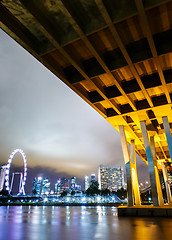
(0, 29, 149, 192)
(1, 161, 151, 195)
(32, 171, 124, 195)
(1, 150, 128, 194)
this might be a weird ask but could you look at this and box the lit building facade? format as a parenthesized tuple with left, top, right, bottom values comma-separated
(55, 178, 62, 194)
(61, 178, 69, 192)
(55, 178, 69, 193)
(98, 165, 124, 192)
(91, 173, 96, 182)
(71, 177, 76, 190)
(85, 176, 90, 191)
(41, 178, 50, 195)
(70, 177, 82, 191)
(75, 184, 81, 191)
(168, 172, 172, 187)
(32, 177, 42, 195)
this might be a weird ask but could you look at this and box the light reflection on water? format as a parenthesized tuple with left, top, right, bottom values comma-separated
(0, 206, 172, 240)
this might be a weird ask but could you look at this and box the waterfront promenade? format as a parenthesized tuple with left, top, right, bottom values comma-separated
(0, 206, 172, 240)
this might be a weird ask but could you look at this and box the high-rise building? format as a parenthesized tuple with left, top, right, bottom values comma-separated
(75, 184, 81, 191)
(91, 173, 96, 182)
(32, 177, 42, 195)
(71, 177, 76, 190)
(41, 178, 50, 195)
(55, 178, 62, 194)
(32, 178, 37, 193)
(168, 172, 172, 187)
(85, 176, 90, 191)
(61, 178, 69, 192)
(70, 177, 82, 191)
(98, 165, 124, 192)
(55, 178, 70, 193)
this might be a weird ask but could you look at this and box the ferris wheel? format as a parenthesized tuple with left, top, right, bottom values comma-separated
(4, 149, 27, 195)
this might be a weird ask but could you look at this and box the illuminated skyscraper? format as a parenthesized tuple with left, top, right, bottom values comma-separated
(41, 178, 50, 195)
(61, 178, 69, 192)
(71, 177, 76, 190)
(32, 177, 42, 195)
(85, 176, 90, 191)
(70, 177, 82, 191)
(98, 165, 124, 192)
(75, 184, 81, 191)
(168, 172, 172, 187)
(32, 178, 37, 193)
(55, 178, 62, 194)
(91, 173, 96, 182)
(55, 178, 70, 193)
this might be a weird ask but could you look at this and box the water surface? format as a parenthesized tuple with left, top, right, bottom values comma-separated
(0, 206, 172, 240)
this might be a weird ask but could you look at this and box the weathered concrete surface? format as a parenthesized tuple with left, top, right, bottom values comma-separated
(118, 205, 172, 217)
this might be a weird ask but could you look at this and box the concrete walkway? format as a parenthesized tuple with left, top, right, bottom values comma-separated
(118, 205, 172, 217)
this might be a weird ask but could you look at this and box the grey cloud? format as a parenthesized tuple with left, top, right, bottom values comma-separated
(0, 29, 149, 186)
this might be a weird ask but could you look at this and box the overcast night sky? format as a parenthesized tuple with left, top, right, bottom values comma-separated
(0, 29, 149, 193)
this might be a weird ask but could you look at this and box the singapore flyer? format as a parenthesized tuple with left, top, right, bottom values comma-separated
(5, 149, 27, 195)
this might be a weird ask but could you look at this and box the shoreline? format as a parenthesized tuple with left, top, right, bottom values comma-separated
(0, 202, 124, 207)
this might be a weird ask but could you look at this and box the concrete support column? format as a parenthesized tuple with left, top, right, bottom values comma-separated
(161, 163, 172, 204)
(150, 136, 164, 206)
(162, 116, 172, 161)
(119, 125, 134, 206)
(140, 121, 164, 206)
(130, 140, 141, 206)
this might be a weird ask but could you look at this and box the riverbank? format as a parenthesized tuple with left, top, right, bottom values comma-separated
(0, 202, 124, 207)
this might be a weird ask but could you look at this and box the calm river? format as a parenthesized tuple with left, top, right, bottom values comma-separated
(0, 206, 172, 240)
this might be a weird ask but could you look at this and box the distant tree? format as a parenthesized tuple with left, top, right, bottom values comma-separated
(61, 191, 67, 197)
(101, 188, 110, 196)
(71, 190, 75, 196)
(32, 189, 37, 195)
(140, 190, 152, 202)
(0, 189, 10, 196)
(86, 181, 100, 196)
(115, 187, 127, 199)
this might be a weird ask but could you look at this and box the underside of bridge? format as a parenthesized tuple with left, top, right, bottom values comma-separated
(1, 0, 172, 206)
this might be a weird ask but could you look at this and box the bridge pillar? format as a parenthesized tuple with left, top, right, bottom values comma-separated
(140, 121, 164, 206)
(119, 125, 134, 206)
(119, 125, 140, 206)
(161, 163, 172, 205)
(150, 136, 164, 206)
(162, 116, 172, 162)
(130, 139, 141, 206)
